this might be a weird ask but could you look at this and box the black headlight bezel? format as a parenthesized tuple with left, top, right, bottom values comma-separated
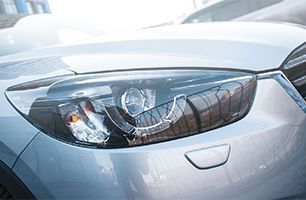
(281, 42, 306, 102)
(6, 69, 257, 149)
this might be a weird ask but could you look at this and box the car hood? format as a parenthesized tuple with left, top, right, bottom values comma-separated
(0, 22, 305, 75)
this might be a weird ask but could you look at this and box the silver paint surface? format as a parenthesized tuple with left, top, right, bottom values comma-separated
(13, 79, 306, 199)
(0, 22, 305, 73)
(0, 59, 73, 167)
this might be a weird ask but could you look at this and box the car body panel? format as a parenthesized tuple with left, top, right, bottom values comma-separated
(13, 79, 306, 199)
(0, 59, 73, 168)
(0, 22, 304, 199)
(0, 22, 305, 74)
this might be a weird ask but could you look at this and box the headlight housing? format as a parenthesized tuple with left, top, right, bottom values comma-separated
(6, 70, 256, 148)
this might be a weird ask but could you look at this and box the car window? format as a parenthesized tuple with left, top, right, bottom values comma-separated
(190, 12, 213, 23)
(257, 0, 284, 8)
(213, 0, 248, 21)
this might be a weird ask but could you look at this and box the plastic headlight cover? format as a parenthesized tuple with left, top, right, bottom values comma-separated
(6, 70, 256, 148)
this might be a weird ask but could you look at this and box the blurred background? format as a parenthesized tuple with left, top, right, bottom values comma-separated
(0, 0, 305, 56)
(0, 0, 205, 31)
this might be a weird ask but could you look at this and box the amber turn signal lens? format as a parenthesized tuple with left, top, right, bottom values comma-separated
(66, 113, 80, 125)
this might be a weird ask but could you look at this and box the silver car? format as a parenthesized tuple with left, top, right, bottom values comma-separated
(148, 0, 306, 29)
(181, 0, 306, 26)
(181, 0, 283, 24)
(0, 22, 305, 199)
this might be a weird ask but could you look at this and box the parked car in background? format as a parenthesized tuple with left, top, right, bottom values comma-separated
(148, 0, 306, 28)
(234, 0, 306, 26)
(181, 0, 283, 24)
(0, 14, 117, 56)
(0, 22, 305, 199)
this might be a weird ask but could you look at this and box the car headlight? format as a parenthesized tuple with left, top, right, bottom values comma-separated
(6, 70, 256, 148)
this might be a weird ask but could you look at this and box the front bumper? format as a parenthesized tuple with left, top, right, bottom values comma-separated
(12, 78, 306, 199)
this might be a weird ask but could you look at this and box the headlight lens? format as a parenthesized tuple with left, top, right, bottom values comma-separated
(6, 70, 256, 148)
